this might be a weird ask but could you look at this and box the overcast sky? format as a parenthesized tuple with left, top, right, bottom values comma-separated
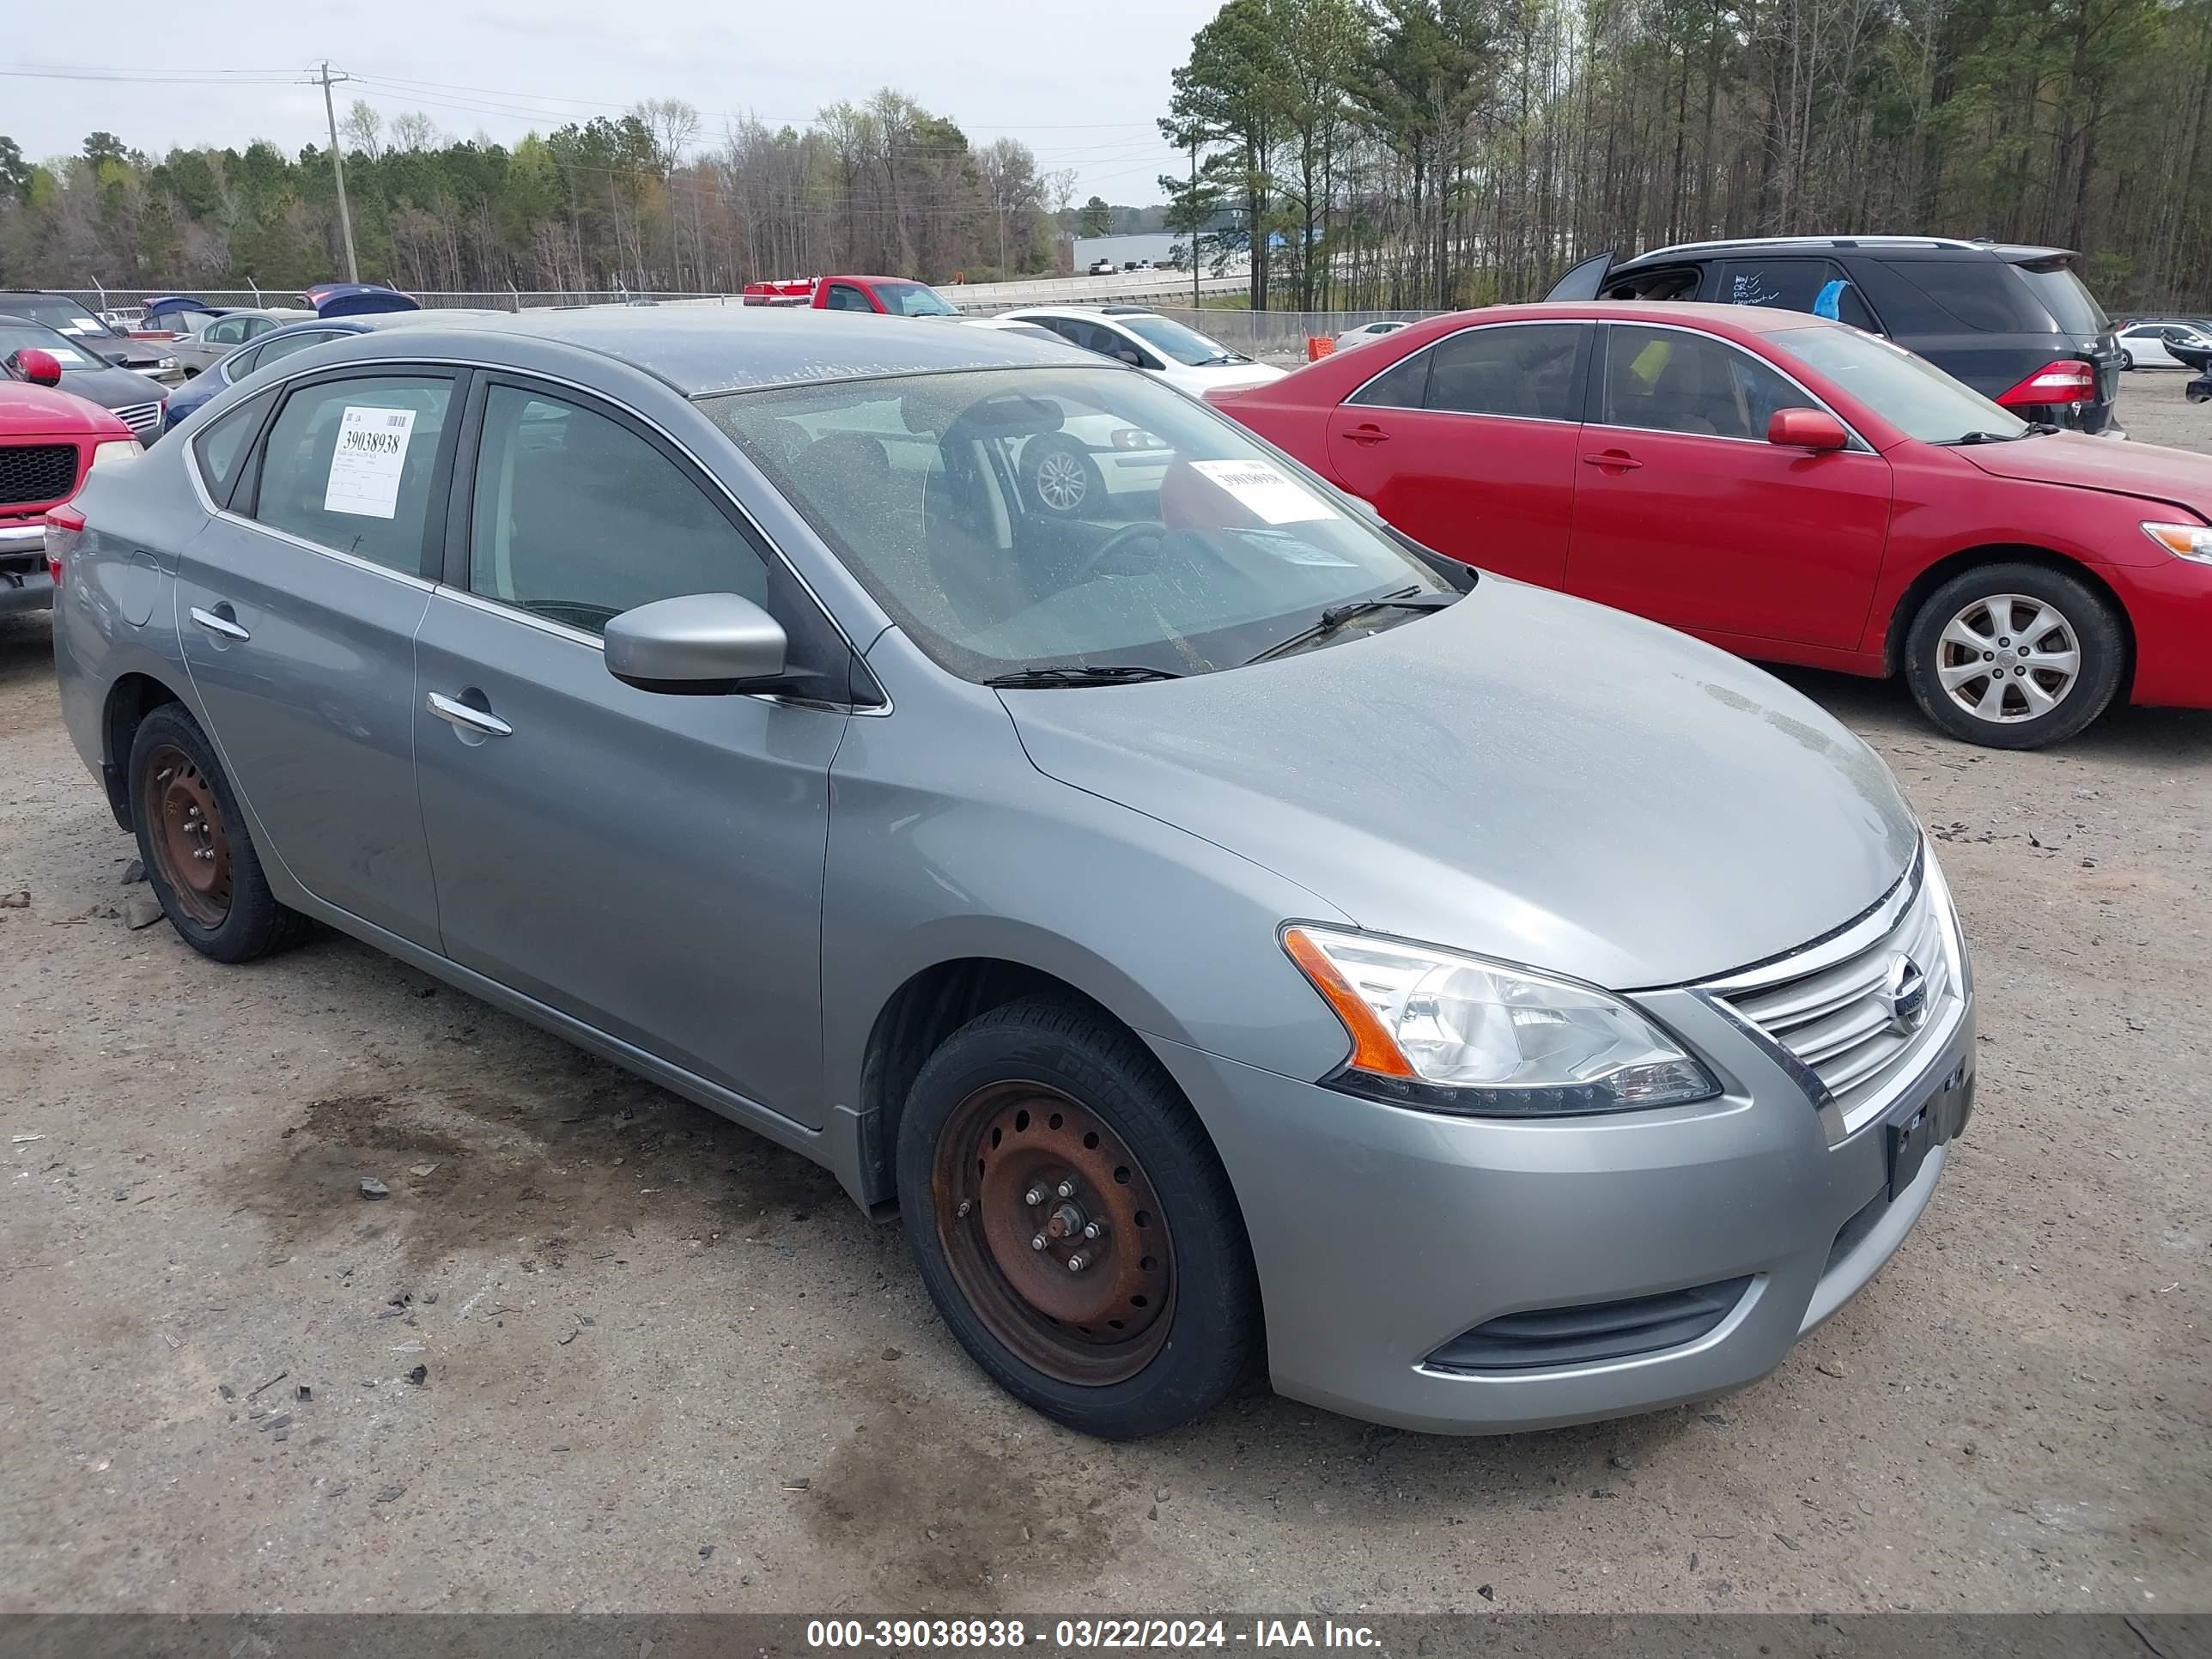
(7, 0, 1219, 203)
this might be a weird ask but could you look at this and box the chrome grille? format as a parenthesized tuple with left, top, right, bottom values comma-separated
(1706, 856, 1962, 1128)
(112, 401, 162, 440)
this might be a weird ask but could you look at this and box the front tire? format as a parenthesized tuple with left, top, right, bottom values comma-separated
(128, 704, 312, 962)
(1903, 563, 2124, 749)
(896, 996, 1261, 1439)
(2119, 349, 2135, 371)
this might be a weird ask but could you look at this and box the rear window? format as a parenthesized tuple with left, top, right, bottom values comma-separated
(2012, 262, 2109, 336)
(1875, 258, 2049, 333)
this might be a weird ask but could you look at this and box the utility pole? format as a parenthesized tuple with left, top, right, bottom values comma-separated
(1190, 140, 1201, 312)
(314, 62, 359, 283)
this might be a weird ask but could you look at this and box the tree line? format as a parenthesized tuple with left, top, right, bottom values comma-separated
(0, 92, 1079, 296)
(1162, 0, 2212, 314)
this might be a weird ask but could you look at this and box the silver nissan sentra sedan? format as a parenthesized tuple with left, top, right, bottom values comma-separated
(48, 309, 1975, 1439)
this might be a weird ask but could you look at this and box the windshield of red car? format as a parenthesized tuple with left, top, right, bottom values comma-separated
(1768, 325, 2029, 445)
(875, 282, 959, 318)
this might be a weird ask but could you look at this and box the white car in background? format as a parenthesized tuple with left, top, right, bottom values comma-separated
(1335, 319, 1412, 350)
(993, 306, 1285, 398)
(2117, 320, 2212, 369)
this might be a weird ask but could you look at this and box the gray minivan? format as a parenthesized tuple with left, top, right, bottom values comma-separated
(51, 309, 1975, 1439)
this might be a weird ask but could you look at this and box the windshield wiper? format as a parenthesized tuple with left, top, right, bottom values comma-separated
(1949, 425, 2051, 446)
(1243, 587, 1460, 665)
(984, 665, 1185, 689)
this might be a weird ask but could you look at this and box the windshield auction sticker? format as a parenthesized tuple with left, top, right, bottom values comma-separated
(325, 405, 418, 519)
(1188, 459, 1340, 525)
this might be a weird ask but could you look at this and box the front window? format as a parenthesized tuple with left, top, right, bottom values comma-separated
(873, 281, 958, 318)
(701, 367, 1466, 683)
(1769, 325, 2027, 445)
(6, 296, 114, 337)
(1115, 313, 1248, 367)
(0, 321, 103, 371)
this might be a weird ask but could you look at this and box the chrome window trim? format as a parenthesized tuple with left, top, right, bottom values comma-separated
(1343, 317, 1595, 420)
(1589, 319, 1876, 453)
(184, 352, 889, 716)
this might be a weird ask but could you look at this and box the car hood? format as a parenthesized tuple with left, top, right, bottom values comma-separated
(1004, 580, 1920, 990)
(1164, 362, 1285, 392)
(58, 363, 167, 410)
(1955, 431, 2212, 514)
(0, 380, 129, 437)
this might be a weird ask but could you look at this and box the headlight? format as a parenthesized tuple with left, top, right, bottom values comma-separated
(1281, 925, 1721, 1116)
(88, 440, 142, 471)
(156, 357, 179, 371)
(2142, 521, 2212, 563)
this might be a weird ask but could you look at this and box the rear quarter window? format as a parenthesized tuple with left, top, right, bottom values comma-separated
(190, 387, 278, 509)
(1875, 258, 2048, 333)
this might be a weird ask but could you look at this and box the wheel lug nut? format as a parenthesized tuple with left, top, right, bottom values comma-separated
(1055, 1180, 1076, 1200)
(956, 1199, 973, 1218)
(1082, 1220, 1107, 1240)
(1066, 1253, 1088, 1273)
(1030, 1232, 1048, 1251)
(1023, 1186, 1044, 1206)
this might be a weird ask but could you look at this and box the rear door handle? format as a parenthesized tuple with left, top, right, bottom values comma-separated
(188, 605, 250, 641)
(1343, 423, 1391, 446)
(1582, 450, 1644, 471)
(426, 690, 513, 738)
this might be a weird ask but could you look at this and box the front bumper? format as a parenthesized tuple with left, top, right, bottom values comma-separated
(0, 523, 53, 616)
(1152, 988, 1974, 1435)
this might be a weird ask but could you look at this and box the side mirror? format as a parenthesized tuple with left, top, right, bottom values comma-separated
(603, 592, 787, 695)
(1767, 407, 1848, 451)
(12, 349, 63, 387)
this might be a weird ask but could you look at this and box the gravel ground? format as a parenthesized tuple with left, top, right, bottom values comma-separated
(1, 378, 2207, 1618)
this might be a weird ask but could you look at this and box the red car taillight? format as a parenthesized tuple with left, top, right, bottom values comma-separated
(1995, 359, 2098, 408)
(44, 504, 85, 587)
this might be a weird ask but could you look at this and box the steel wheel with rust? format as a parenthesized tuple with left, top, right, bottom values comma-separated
(932, 1081, 1175, 1386)
(127, 703, 313, 963)
(897, 996, 1262, 1439)
(139, 740, 234, 927)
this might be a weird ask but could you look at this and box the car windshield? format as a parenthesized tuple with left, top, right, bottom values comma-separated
(701, 366, 1467, 683)
(876, 281, 959, 319)
(2013, 262, 2109, 336)
(4, 296, 114, 337)
(1117, 313, 1246, 367)
(0, 320, 102, 370)
(1768, 325, 2028, 445)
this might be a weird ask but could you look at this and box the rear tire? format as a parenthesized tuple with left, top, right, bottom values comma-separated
(896, 995, 1261, 1439)
(2119, 349, 2135, 371)
(1903, 562, 2124, 750)
(128, 704, 313, 962)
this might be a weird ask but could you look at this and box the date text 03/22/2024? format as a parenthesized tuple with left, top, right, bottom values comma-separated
(805, 1619, 1382, 1650)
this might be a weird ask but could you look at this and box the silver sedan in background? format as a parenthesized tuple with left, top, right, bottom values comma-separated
(50, 310, 1974, 1438)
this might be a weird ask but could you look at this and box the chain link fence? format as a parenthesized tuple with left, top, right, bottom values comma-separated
(54, 288, 741, 318)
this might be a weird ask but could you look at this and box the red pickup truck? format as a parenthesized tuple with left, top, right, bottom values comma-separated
(1, 362, 136, 618)
(739, 275, 961, 317)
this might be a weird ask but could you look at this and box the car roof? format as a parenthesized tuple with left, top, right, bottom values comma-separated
(1003, 306, 1154, 323)
(1427, 300, 1852, 337)
(311, 305, 1092, 394)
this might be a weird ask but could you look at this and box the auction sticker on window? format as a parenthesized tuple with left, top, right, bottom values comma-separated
(1187, 459, 1339, 525)
(325, 405, 417, 519)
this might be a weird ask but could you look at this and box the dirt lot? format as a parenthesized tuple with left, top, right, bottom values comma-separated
(2, 376, 2208, 1618)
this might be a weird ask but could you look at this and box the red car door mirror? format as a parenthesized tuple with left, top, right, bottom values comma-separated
(1767, 407, 1848, 450)
(11, 348, 64, 387)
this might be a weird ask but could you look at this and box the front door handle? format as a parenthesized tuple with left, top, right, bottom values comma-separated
(1343, 423, 1392, 446)
(426, 690, 513, 739)
(1582, 450, 1644, 471)
(188, 605, 250, 642)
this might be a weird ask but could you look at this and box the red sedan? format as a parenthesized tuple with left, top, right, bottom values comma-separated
(1212, 301, 2212, 747)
